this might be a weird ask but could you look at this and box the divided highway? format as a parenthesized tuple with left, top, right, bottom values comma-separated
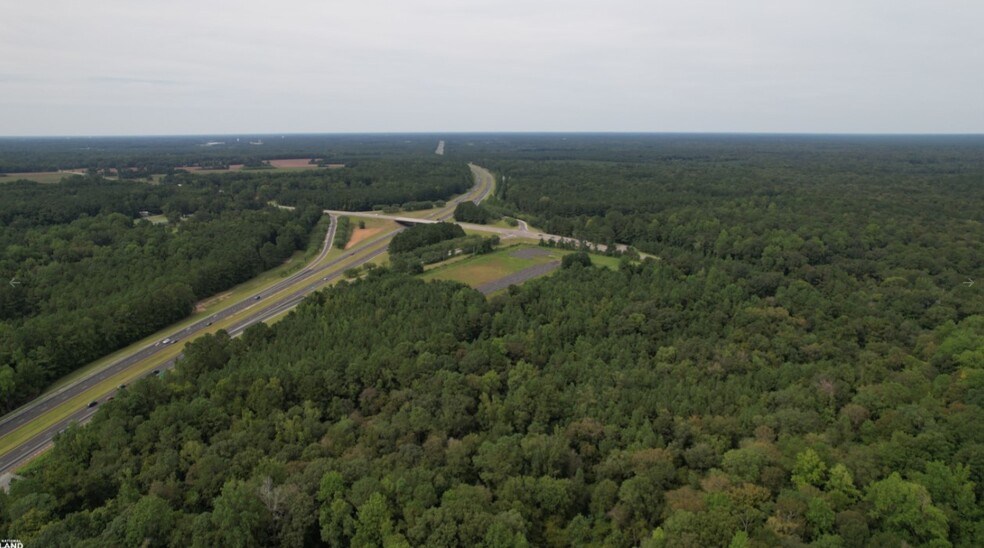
(0, 164, 495, 475)
(0, 238, 395, 476)
(0, 215, 341, 438)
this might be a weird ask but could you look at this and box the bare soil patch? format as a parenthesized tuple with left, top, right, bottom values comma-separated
(269, 158, 315, 168)
(346, 227, 382, 249)
(4, 171, 84, 184)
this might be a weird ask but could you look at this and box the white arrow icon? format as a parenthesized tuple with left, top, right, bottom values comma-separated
(8, 277, 20, 287)
(965, 277, 975, 287)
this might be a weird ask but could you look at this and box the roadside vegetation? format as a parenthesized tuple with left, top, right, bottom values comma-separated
(453, 201, 494, 224)
(388, 223, 500, 274)
(388, 223, 466, 254)
(332, 217, 353, 250)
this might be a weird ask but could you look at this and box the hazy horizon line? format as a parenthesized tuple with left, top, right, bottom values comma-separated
(2, 130, 983, 139)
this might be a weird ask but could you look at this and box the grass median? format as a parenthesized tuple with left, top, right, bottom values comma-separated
(0, 342, 185, 457)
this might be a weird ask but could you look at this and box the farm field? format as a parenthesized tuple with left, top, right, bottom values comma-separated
(1, 171, 87, 184)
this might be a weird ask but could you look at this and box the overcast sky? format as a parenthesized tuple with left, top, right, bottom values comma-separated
(1, 0, 982, 135)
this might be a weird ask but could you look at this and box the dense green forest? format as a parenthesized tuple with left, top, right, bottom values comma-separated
(454, 202, 494, 224)
(389, 223, 466, 254)
(0, 134, 444, 173)
(2, 135, 984, 546)
(4, 262, 982, 546)
(166, 159, 471, 211)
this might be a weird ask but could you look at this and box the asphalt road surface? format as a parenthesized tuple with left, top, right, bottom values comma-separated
(476, 261, 561, 295)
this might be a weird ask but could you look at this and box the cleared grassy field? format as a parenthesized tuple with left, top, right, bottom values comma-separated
(142, 214, 169, 224)
(422, 244, 622, 288)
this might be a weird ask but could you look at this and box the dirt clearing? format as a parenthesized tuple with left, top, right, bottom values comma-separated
(269, 158, 315, 168)
(346, 227, 382, 249)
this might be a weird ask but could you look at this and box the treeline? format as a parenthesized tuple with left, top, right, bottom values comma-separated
(0, 134, 446, 173)
(453, 201, 494, 224)
(391, 235, 500, 274)
(166, 159, 472, 212)
(0, 176, 175, 228)
(4, 265, 982, 546)
(333, 217, 353, 249)
(388, 223, 465, 254)
(482, 147, 984, 295)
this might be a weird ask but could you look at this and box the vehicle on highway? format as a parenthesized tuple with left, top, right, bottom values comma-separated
(87, 401, 98, 408)
(161, 337, 172, 345)
(254, 295, 262, 301)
